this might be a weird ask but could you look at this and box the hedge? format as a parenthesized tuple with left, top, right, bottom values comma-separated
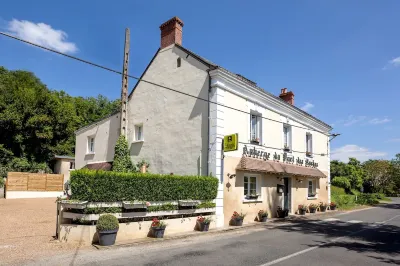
(70, 169, 219, 202)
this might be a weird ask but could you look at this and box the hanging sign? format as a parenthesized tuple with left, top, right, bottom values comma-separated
(223, 133, 238, 152)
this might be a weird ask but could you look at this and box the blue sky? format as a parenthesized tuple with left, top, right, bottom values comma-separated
(0, 0, 399, 162)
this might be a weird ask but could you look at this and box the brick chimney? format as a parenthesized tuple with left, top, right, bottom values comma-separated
(279, 88, 295, 105)
(160, 16, 184, 49)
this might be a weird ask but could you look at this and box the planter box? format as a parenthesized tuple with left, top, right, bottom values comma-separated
(246, 195, 260, 200)
(178, 200, 200, 207)
(231, 218, 243, 226)
(197, 222, 210, 232)
(151, 227, 166, 238)
(123, 201, 147, 209)
(298, 209, 306, 215)
(61, 200, 88, 209)
(309, 208, 317, 214)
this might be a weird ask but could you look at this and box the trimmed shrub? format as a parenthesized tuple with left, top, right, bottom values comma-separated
(70, 169, 219, 202)
(331, 176, 351, 190)
(96, 214, 119, 231)
(356, 194, 379, 205)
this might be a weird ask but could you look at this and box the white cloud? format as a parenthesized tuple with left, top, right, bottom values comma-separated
(383, 56, 400, 70)
(368, 118, 391, 125)
(300, 102, 314, 112)
(331, 144, 386, 162)
(7, 19, 77, 53)
(341, 115, 367, 126)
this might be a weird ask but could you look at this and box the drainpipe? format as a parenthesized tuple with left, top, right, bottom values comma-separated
(206, 69, 211, 176)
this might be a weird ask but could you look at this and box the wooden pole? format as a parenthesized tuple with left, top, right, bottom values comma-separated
(120, 28, 130, 136)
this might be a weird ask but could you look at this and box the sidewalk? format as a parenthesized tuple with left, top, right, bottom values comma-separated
(94, 209, 354, 249)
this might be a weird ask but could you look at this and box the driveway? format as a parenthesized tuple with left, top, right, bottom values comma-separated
(26, 198, 400, 266)
(0, 198, 84, 265)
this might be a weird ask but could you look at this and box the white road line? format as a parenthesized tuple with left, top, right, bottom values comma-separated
(322, 218, 340, 222)
(347, 220, 363, 224)
(259, 214, 400, 266)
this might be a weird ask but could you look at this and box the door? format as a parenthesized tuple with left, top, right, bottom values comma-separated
(283, 177, 291, 212)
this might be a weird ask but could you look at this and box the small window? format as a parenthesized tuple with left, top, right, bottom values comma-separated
(135, 124, 143, 141)
(250, 113, 262, 144)
(308, 179, 317, 198)
(177, 57, 181, 68)
(283, 125, 291, 151)
(244, 175, 260, 200)
(69, 162, 75, 170)
(306, 133, 313, 156)
(88, 137, 95, 153)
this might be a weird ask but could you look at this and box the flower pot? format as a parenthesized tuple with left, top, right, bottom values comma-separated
(298, 209, 306, 215)
(151, 227, 166, 238)
(197, 222, 210, 231)
(232, 218, 243, 226)
(330, 206, 336, 211)
(277, 210, 287, 218)
(320, 206, 327, 212)
(309, 208, 317, 214)
(97, 229, 118, 246)
(258, 215, 268, 222)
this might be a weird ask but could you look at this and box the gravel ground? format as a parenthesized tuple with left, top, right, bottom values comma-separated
(0, 198, 90, 266)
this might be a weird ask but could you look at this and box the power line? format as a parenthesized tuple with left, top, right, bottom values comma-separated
(0, 31, 332, 156)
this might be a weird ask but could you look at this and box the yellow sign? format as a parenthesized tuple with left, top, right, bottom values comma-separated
(223, 133, 238, 152)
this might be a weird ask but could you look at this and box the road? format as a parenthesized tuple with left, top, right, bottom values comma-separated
(28, 199, 400, 266)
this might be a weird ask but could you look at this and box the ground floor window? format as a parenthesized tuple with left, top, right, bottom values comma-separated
(308, 179, 317, 197)
(244, 175, 261, 200)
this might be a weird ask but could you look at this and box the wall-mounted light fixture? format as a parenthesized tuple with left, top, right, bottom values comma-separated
(296, 178, 303, 183)
(227, 173, 236, 179)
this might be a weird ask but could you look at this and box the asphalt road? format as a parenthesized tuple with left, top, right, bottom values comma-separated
(29, 198, 400, 266)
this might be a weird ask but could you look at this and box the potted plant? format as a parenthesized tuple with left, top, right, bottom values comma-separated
(319, 202, 327, 212)
(150, 218, 167, 238)
(283, 145, 290, 152)
(251, 137, 260, 144)
(276, 206, 289, 218)
(231, 211, 246, 226)
(298, 204, 307, 215)
(330, 202, 337, 211)
(246, 193, 260, 200)
(197, 216, 212, 231)
(309, 203, 318, 213)
(258, 210, 268, 222)
(96, 214, 119, 246)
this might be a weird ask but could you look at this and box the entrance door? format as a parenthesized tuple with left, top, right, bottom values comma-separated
(283, 177, 291, 212)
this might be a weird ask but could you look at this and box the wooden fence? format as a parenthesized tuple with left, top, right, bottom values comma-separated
(6, 172, 64, 192)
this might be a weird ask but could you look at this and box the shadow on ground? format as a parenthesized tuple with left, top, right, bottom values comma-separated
(268, 204, 400, 264)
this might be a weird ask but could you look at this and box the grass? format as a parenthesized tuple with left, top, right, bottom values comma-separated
(331, 186, 392, 209)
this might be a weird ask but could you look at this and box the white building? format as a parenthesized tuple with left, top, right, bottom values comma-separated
(75, 17, 333, 227)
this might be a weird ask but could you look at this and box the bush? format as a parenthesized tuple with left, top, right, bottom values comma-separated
(331, 194, 356, 207)
(356, 194, 379, 205)
(96, 214, 119, 231)
(0, 177, 4, 188)
(112, 135, 136, 172)
(331, 176, 351, 190)
(70, 169, 219, 202)
(331, 185, 346, 196)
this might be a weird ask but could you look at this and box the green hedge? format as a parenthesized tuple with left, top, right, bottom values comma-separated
(356, 194, 380, 205)
(70, 169, 219, 202)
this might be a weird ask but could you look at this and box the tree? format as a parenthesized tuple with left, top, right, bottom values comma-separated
(112, 135, 135, 172)
(346, 158, 365, 190)
(363, 160, 393, 193)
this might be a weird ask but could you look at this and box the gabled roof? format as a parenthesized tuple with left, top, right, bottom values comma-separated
(174, 44, 332, 130)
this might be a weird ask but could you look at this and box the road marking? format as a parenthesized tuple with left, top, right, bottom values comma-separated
(259, 214, 400, 266)
(347, 220, 363, 224)
(322, 218, 340, 222)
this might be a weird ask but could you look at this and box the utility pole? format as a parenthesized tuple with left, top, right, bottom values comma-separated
(120, 28, 130, 136)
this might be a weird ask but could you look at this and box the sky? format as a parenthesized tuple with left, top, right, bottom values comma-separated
(0, 0, 399, 163)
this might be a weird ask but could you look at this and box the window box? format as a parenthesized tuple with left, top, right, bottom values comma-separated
(250, 138, 260, 145)
(245, 194, 260, 200)
(178, 200, 200, 207)
(122, 201, 149, 209)
(61, 200, 88, 209)
(283, 146, 291, 152)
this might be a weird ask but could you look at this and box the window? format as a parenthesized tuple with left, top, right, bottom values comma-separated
(135, 124, 143, 141)
(88, 137, 95, 153)
(250, 113, 261, 144)
(177, 57, 181, 68)
(244, 176, 257, 198)
(306, 133, 313, 156)
(69, 162, 75, 170)
(283, 125, 291, 151)
(308, 179, 317, 198)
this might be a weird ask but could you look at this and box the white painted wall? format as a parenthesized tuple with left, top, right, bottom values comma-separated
(75, 113, 120, 169)
(127, 45, 209, 175)
(6, 191, 63, 199)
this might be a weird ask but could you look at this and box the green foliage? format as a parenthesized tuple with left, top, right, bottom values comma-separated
(196, 201, 216, 209)
(332, 194, 356, 208)
(147, 203, 177, 212)
(70, 169, 219, 202)
(363, 159, 393, 194)
(0, 177, 4, 188)
(331, 176, 351, 190)
(96, 214, 119, 231)
(356, 194, 379, 205)
(112, 135, 135, 172)
(69, 207, 122, 214)
(331, 185, 346, 196)
(0, 66, 119, 174)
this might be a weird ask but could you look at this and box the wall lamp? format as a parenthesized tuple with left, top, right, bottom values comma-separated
(296, 178, 303, 183)
(227, 173, 236, 179)
(329, 133, 341, 142)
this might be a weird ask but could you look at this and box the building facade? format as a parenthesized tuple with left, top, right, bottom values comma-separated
(74, 16, 332, 227)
